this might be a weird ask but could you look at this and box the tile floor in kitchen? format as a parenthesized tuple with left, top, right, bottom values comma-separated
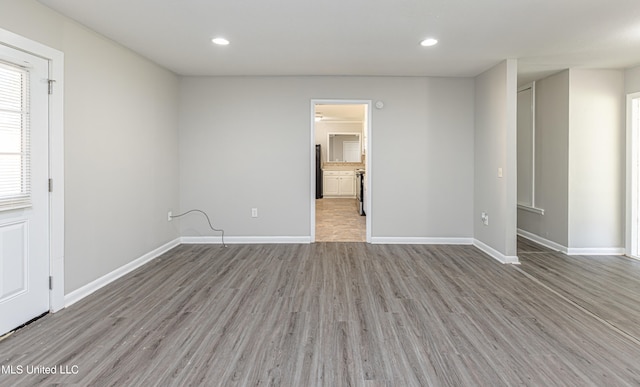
(315, 198, 366, 242)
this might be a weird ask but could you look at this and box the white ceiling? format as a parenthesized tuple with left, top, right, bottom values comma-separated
(315, 104, 366, 122)
(38, 0, 640, 83)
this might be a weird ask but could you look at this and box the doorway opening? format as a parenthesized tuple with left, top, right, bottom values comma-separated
(310, 100, 371, 242)
(627, 93, 640, 259)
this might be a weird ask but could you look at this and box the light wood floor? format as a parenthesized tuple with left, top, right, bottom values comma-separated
(315, 198, 365, 242)
(1, 242, 640, 386)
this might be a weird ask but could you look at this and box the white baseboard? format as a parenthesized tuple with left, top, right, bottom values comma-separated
(517, 229, 625, 256)
(370, 237, 473, 245)
(64, 238, 181, 308)
(473, 239, 519, 264)
(517, 229, 567, 253)
(180, 236, 311, 244)
(566, 247, 625, 256)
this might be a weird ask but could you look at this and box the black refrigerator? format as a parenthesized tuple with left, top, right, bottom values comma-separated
(315, 144, 323, 199)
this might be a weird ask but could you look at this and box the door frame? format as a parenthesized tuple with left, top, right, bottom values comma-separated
(310, 99, 372, 242)
(0, 28, 65, 312)
(626, 92, 640, 259)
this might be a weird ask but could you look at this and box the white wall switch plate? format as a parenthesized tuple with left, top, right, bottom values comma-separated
(251, 208, 258, 218)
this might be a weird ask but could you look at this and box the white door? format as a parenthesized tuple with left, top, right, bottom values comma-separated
(0, 45, 50, 335)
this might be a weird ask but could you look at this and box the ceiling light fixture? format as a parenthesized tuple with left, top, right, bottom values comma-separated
(212, 37, 230, 46)
(420, 38, 438, 47)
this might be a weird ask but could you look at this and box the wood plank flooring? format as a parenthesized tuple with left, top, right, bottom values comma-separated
(1, 243, 640, 386)
(517, 236, 640, 344)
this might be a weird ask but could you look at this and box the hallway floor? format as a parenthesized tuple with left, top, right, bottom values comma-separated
(315, 198, 365, 242)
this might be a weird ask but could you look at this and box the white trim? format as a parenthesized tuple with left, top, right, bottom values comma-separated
(310, 99, 372, 243)
(310, 103, 316, 242)
(517, 228, 566, 252)
(370, 237, 473, 245)
(181, 236, 311, 244)
(626, 92, 640, 258)
(473, 239, 520, 264)
(365, 103, 372, 243)
(64, 238, 181, 307)
(518, 228, 625, 256)
(0, 28, 65, 313)
(517, 204, 545, 215)
(565, 247, 625, 256)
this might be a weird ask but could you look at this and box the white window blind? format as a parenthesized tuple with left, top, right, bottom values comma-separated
(0, 61, 31, 211)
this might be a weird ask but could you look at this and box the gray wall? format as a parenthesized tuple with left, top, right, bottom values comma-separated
(625, 65, 640, 93)
(178, 76, 475, 239)
(517, 69, 625, 251)
(474, 60, 518, 258)
(0, 0, 181, 293)
(2, 0, 632, 300)
(517, 70, 570, 246)
(568, 69, 624, 249)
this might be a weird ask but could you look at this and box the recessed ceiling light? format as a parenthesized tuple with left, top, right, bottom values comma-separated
(212, 37, 230, 46)
(420, 38, 438, 47)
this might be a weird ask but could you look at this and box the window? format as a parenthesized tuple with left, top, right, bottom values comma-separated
(0, 61, 30, 210)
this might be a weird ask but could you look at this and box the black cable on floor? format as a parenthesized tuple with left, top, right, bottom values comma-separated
(170, 209, 227, 247)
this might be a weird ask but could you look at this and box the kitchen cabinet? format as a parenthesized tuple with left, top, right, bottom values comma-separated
(323, 170, 355, 197)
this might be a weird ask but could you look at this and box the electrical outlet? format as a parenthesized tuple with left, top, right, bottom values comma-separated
(251, 208, 258, 218)
(168, 211, 172, 222)
(481, 212, 489, 226)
